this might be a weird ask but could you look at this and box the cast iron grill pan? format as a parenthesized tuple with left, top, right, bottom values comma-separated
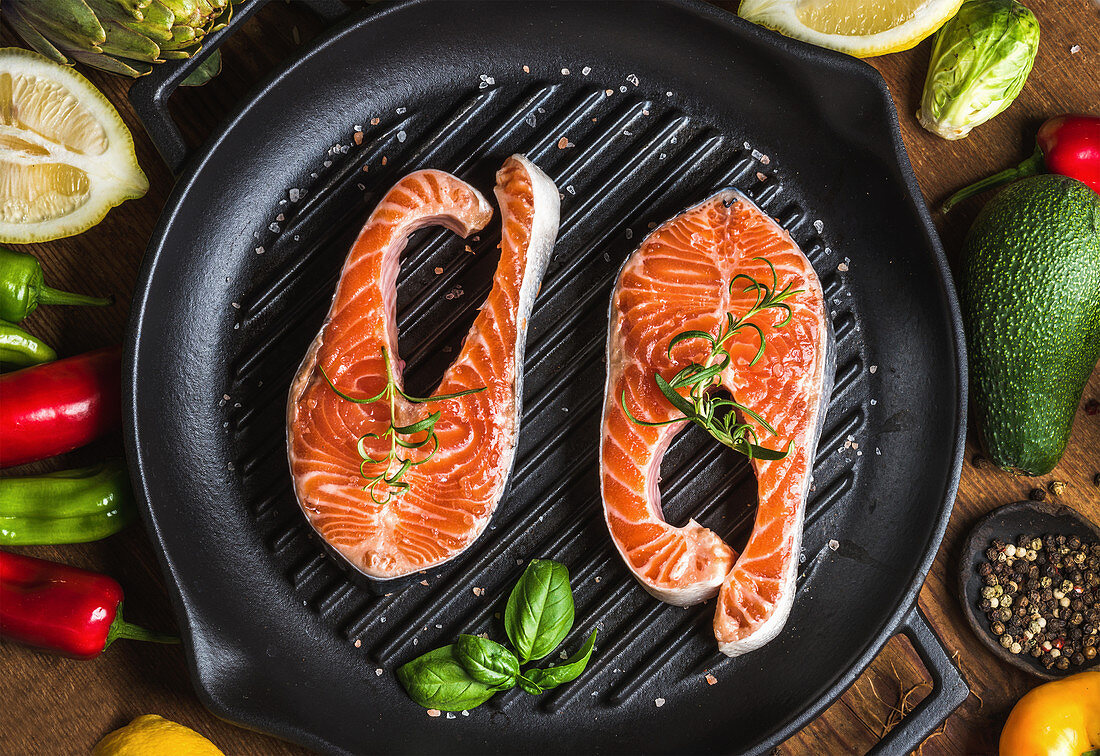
(125, 1, 968, 753)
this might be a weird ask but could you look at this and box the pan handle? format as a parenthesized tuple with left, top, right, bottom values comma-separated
(865, 605, 969, 756)
(128, 0, 350, 174)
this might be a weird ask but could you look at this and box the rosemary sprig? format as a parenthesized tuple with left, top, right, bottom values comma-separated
(621, 258, 803, 461)
(321, 347, 485, 504)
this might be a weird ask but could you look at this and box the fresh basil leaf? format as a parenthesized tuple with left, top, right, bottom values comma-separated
(524, 629, 597, 691)
(517, 674, 544, 695)
(505, 559, 575, 663)
(396, 645, 498, 711)
(455, 634, 519, 689)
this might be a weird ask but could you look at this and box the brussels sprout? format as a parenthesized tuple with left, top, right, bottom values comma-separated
(917, 0, 1040, 140)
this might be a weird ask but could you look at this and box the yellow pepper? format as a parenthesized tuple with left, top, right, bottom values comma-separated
(1001, 671, 1100, 756)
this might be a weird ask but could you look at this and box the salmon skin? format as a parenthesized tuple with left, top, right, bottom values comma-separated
(600, 188, 834, 656)
(288, 155, 560, 582)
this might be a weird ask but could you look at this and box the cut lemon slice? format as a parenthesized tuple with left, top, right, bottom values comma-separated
(0, 47, 148, 243)
(738, 0, 965, 57)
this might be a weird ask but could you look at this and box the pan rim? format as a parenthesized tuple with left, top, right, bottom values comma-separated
(124, 0, 968, 752)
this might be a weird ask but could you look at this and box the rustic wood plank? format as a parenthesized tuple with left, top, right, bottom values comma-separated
(1, 1, 1097, 753)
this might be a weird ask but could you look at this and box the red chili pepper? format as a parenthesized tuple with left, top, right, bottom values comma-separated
(942, 114, 1100, 212)
(0, 551, 177, 659)
(0, 346, 122, 468)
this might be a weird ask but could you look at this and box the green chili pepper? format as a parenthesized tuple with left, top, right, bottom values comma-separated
(0, 246, 113, 322)
(0, 320, 56, 367)
(0, 460, 137, 546)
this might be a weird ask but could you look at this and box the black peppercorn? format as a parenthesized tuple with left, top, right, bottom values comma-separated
(1088, 646, 1098, 660)
(1073, 652, 1086, 666)
(1057, 656, 1071, 670)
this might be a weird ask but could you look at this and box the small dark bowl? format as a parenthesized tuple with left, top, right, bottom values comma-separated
(959, 500, 1100, 680)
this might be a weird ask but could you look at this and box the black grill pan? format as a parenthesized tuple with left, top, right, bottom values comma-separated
(125, 1, 969, 753)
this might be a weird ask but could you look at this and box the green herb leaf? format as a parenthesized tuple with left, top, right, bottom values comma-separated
(653, 374, 698, 418)
(505, 560, 575, 663)
(517, 674, 544, 695)
(396, 645, 498, 712)
(454, 634, 519, 689)
(524, 629, 597, 691)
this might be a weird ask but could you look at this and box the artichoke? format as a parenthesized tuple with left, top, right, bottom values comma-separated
(917, 0, 1040, 140)
(4, 0, 238, 84)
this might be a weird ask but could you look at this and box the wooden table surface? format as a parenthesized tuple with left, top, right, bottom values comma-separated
(2, 1, 1098, 753)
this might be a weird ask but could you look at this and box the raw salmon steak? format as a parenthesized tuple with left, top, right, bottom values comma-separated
(600, 189, 833, 656)
(288, 155, 560, 580)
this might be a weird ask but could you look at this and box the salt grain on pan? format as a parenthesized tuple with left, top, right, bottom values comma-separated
(375, 668, 383, 676)
(420, 579, 429, 586)
(427, 710, 441, 717)
(269, 222, 280, 232)
(370, 117, 380, 125)
(870, 398, 877, 405)
(582, 66, 592, 75)
(828, 539, 840, 551)
(705, 674, 718, 686)
(522, 65, 530, 73)
(354, 639, 361, 647)
(665, 91, 672, 97)
(605, 89, 614, 97)
(627, 73, 640, 86)
(619, 85, 628, 92)
(869, 365, 878, 373)
(875, 447, 882, 456)
(397, 131, 407, 143)
(525, 114, 537, 127)
(446, 712, 456, 719)
(566, 185, 576, 195)
(231, 302, 240, 309)
(289, 188, 300, 202)
(813, 219, 823, 233)
(255, 246, 265, 254)
(379, 616, 386, 623)
(756, 172, 767, 182)
(562, 67, 571, 75)
(655, 698, 666, 707)
(1071, 44, 1081, 54)
(323, 160, 332, 167)
(751, 148, 765, 161)
(396, 107, 407, 114)
(837, 262, 849, 271)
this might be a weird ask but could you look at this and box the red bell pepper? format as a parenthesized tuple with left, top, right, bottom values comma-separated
(0, 346, 122, 468)
(0, 551, 177, 659)
(942, 114, 1100, 211)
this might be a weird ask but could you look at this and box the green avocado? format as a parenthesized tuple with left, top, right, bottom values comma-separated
(960, 174, 1100, 475)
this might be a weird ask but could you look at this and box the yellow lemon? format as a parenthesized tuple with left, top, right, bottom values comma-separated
(738, 0, 966, 57)
(0, 47, 148, 243)
(92, 715, 223, 756)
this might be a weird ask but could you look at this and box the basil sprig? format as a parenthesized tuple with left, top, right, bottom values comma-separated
(396, 559, 597, 712)
(505, 559, 574, 663)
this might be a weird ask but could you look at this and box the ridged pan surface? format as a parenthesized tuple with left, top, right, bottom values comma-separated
(125, 1, 965, 753)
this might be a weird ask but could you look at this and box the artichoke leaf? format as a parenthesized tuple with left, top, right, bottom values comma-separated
(68, 48, 153, 77)
(99, 20, 163, 63)
(159, 0, 207, 26)
(181, 48, 221, 86)
(115, 0, 176, 44)
(11, 0, 108, 49)
(2, 5, 72, 65)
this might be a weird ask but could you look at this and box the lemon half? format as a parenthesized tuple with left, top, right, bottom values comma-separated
(0, 47, 148, 243)
(738, 0, 966, 57)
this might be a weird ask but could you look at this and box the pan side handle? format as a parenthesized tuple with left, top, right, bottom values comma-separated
(128, 0, 349, 174)
(865, 605, 970, 756)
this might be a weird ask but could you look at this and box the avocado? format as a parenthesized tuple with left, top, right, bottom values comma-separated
(960, 174, 1100, 475)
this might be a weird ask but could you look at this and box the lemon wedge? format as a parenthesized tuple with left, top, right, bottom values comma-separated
(0, 47, 148, 243)
(738, 0, 966, 57)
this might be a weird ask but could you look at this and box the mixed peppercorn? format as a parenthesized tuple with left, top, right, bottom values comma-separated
(979, 534, 1100, 671)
